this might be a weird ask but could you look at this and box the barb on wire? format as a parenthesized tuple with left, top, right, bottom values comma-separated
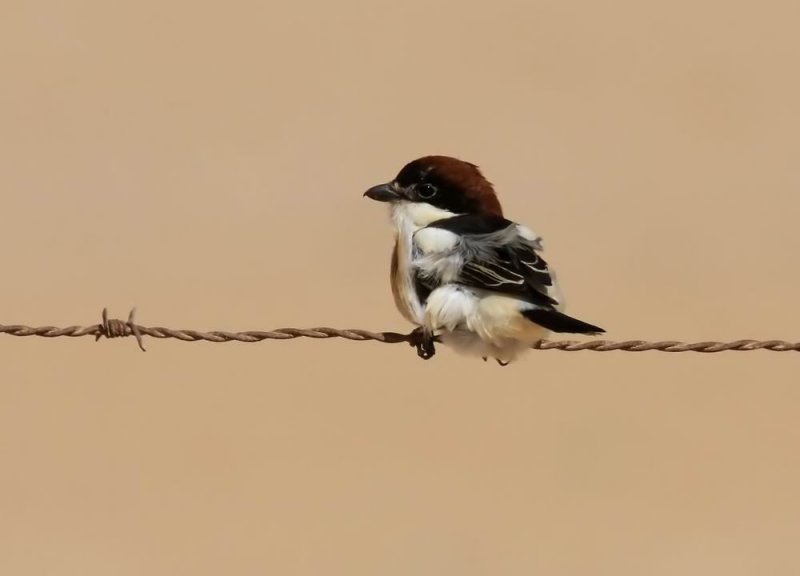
(0, 308, 798, 354)
(96, 307, 145, 351)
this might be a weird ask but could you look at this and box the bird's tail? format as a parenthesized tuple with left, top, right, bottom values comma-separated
(522, 308, 605, 335)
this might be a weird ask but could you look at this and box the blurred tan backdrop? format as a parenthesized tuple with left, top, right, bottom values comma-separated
(1, 0, 799, 574)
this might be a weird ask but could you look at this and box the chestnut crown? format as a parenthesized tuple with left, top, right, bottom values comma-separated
(365, 155, 503, 216)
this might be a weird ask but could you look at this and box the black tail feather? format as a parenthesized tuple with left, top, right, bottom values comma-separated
(522, 308, 605, 335)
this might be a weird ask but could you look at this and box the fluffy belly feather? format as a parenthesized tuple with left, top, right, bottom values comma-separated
(423, 285, 548, 363)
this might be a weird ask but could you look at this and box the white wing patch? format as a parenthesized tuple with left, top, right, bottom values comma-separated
(413, 227, 459, 254)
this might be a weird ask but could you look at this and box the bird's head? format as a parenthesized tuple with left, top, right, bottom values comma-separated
(363, 156, 503, 217)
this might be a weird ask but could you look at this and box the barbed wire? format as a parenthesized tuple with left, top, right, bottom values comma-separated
(0, 308, 797, 354)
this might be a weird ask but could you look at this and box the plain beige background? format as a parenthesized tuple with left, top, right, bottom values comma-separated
(1, 0, 799, 574)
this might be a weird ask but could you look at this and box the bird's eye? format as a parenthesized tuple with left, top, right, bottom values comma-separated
(418, 183, 437, 199)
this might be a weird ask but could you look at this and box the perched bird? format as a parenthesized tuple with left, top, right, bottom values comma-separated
(363, 155, 604, 365)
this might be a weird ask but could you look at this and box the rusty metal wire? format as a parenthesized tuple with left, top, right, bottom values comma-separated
(0, 308, 797, 354)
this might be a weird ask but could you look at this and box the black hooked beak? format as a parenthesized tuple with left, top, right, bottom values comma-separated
(363, 182, 401, 202)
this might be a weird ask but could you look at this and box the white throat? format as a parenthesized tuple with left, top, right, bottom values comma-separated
(390, 201, 458, 231)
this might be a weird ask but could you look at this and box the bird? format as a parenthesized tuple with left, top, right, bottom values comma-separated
(363, 155, 604, 365)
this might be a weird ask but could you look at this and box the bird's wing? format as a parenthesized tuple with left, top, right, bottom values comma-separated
(412, 214, 558, 308)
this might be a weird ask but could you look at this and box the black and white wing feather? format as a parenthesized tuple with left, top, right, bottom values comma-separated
(412, 214, 605, 335)
(412, 214, 557, 308)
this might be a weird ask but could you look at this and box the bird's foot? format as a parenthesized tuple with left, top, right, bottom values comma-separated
(409, 327, 436, 360)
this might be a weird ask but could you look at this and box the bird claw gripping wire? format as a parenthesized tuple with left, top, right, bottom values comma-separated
(409, 327, 436, 360)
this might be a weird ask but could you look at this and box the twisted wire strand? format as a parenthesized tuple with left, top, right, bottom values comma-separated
(0, 308, 797, 353)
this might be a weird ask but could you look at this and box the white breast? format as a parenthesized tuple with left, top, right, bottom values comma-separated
(389, 202, 459, 325)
